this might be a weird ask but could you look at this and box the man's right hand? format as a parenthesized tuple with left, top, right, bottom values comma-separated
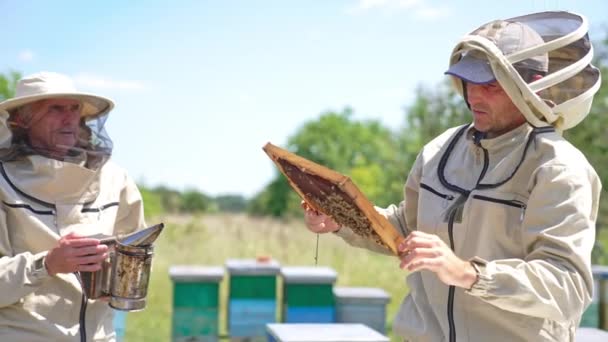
(302, 201, 341, 233)
(45, 232, 108, 276)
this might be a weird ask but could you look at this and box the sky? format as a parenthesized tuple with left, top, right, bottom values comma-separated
(1, 0, 607, 198)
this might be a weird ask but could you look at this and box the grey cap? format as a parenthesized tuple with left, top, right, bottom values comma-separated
(445, 20, 548, 84)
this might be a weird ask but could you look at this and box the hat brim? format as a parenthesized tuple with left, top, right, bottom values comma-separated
(444, 56, 496, 85)
(0, 92, 114, 118)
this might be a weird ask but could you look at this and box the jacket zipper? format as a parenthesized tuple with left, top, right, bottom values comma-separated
(473, 194, 527, 221)
(420, 183, 455, 200)
(81, 202, 119, 213)
(446, 138, 489, 342)
(447, 208, 458, 342)
(438, 127, 551, 341)
(472, 194, 526, 208)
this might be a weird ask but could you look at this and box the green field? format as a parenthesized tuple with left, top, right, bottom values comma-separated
(124, 213, 408, 341)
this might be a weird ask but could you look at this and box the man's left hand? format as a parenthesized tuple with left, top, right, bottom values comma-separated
(398, 230, 477, 289)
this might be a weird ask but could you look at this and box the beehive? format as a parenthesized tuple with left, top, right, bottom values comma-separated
(169, 265, 224, 342)
(225, 258, 280, 339)
(281, 266, 337, 323)
(333, 286, 390, 334)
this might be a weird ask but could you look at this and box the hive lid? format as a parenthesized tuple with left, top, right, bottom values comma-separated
(592, 265, 608, 279)
(333, 286, 390, 304)
(225, 258, 281, 275)
(280, 266, 337, 284)
(169, 265, 224, 282)
(266, 323, 389, 341)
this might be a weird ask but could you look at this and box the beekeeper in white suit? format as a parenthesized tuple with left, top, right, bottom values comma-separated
(304, 11, 602, 342)
(0, 72, 146, 341)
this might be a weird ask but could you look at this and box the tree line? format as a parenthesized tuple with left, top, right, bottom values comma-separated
(1, 31, 607, 231)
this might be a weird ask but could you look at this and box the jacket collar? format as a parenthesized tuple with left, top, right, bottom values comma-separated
(1, 155, 101, 205)
(465, 123, 533, 151)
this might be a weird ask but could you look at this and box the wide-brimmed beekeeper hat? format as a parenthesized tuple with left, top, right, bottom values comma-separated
(445, 11, 601, 131)
(0, 71, 114, 118)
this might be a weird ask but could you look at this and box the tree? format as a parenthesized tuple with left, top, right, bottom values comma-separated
(152, 185, 182, 213)
(401, 80, 470, 154)
(138, 186, 164, 218)
(215, 194, 248, 212)
(287, 108, 404, 207)
(0, 71, 21, 101)
(249, 108, 403, 217)
(180, 188, 214, 213)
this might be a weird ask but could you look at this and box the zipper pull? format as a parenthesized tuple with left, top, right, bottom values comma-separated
(520, 206, 526, 222)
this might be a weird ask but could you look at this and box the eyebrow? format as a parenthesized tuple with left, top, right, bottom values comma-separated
(48, 103, 81, 111)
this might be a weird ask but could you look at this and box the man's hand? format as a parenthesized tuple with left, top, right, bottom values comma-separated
(398, 230, 477, 289)
(301, 201, 340, 233)
(45, 232, 108, 276)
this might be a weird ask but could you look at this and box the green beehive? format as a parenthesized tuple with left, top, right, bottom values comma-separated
(281, 266, 337, 323)
(225, 258, 281, 339)
(169, 265, 224, 342)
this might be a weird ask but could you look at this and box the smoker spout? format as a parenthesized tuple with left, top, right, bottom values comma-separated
(118, 223, 165, 246)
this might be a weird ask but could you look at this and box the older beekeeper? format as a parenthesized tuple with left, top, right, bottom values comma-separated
(0, 72, 146, 341)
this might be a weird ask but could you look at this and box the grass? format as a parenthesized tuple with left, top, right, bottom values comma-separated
(123, 213, 409, 341)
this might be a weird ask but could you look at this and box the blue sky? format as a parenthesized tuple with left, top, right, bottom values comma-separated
(2, 0, 606, 197)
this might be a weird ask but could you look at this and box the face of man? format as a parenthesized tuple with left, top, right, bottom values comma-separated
(466, 81, 527, 138)
(26, 98, 82, 157)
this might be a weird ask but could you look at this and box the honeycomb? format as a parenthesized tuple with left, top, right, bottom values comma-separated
(278, 158, 386, 248)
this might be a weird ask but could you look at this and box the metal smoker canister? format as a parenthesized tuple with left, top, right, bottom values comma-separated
(109, 242, 154, 311)
(79, 252, 113, 299)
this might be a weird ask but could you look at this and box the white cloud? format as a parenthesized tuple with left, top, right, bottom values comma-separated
(351, 0, 420, 12)
(414, 5, 450, 20)
(73, 73, 145, 90)
(346, 0, 450, 20)
(18, 50, 34, 62)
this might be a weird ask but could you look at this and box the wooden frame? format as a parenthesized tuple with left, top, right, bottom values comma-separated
(263, 142, 403, 255)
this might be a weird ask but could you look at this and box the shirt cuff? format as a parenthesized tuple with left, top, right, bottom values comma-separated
(465, 256, 494, 297)
(27, 251, 50, 284)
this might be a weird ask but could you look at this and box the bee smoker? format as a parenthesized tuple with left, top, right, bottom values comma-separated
(79, 223, 164, 311)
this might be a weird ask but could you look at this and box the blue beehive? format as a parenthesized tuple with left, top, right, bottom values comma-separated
(169, 265, 224, 342)
(281, 266, 337, 323)
(333, 286, 390, 334)
(266, 323, 389, 342)
(226, 258, 281, 340)
(113, 310, 127, 341)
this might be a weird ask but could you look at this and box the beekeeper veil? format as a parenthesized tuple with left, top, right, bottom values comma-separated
(0, 72, 114, 170)
(445, 11, 601, 131)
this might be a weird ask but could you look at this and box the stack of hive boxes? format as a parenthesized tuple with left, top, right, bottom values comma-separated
(333, 286, 390, 334)
(169, 266, 224, 342)
(280, 266, 337, 323)
(169, 262, 393, 341)
(226, 258, 280, 340)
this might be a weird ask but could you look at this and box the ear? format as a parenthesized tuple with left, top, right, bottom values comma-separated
(8, 111, 26, 128)
(531, 74, 543, 82)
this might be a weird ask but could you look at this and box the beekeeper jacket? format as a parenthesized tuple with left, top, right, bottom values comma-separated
(0, 154, 145, 341)
(336, 123, 600, 342)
